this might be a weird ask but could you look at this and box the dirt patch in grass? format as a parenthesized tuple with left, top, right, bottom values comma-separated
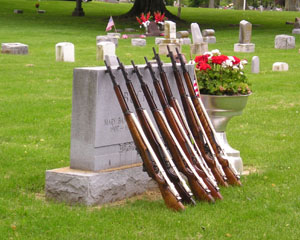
(93, 188, 162, 210)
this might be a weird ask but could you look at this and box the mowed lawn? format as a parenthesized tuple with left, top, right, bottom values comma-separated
(0, 0, 300, 239)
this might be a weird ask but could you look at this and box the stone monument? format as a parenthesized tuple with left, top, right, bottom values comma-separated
(158, 21, 182, 55)
(202, 29, 216, 44)
(146, 22, 161, 36)
(234, 20, 255, 53)
(55, 42, 74, 62)
(275, 35, 295, 49)
(1, 43, 28, 55)
(45, 62, 196, 206)
(272, 62, 288, 71)
(190, 23, 208, 55)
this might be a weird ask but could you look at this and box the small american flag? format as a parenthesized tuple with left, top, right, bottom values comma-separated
(105, 16, 114, 32)
(193, 75, 200, 97)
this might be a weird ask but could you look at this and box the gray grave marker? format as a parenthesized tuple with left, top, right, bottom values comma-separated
(234, 20, 255, 52)
(275, 35, 295, 49)
(1, 43, 28, 55)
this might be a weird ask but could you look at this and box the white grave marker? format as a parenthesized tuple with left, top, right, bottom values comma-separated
(56, 42, 75, 62)
(97, 42, 116, 61)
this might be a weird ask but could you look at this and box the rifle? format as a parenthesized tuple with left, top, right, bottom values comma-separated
(175, 48, 241, 186)
(165, 46, 228, 187)
(104, 61, 185, 211)
(131, 60, 214, 203)
(144, 56, 222, 200)
(152, 48, 223, 187)
(117, 58, 196, 205)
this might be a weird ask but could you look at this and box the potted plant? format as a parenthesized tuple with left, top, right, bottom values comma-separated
(194, 49, 252, 173)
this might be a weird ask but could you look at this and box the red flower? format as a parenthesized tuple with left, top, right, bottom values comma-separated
(197, 62, 212, 71)
(35, 3, 40, 8)
(232, 56, 240, 65)
(154, 11, 167, 23)
(136, 16, 142, 25)
(211, 55, 228, 65)
(195, 54, 209, 63)
(136, 12, 151, 25)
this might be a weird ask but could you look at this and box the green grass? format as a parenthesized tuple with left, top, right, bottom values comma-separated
(1, 1, 300, 239)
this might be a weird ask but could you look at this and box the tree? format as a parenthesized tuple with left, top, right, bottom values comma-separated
(123, 0, 179, 20)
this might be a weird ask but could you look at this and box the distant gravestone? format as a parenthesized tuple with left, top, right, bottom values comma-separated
(14, 9, 23, 14)
(275, 35, 295, 49)
(97, 35, 118, 47)
(107, 33, 121, 38)
(176, 31, 189, 38)
(234, 20, 255, 52)
(239, 20, 252, 43)
(272, 62, 288, 71)
(164, 21, 176, 39)
(180, 38, 191, 45)
(97, 41, 115, 61)
(124, 28, 136, 32)
(202, 29, 216, 44)
(191, 23, 203, 43)
(251, 56, 260, 73)
(1, 43, 28, 55)
(56, 42, 74, 62)
(158, 20, 182, 55)
(190, 23, 208, 55)
(131, 38, 146, 46)
(146, 22, 161, 36)
(292, 18, 300, 34)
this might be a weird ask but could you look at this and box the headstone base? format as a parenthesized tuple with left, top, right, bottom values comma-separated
(45, 164, 157, 206)
(234, 43, 255, 53)
(190, 43, 208, 55)
(203, 36, 216, 44)
(292, 28, 300, 34)
(159, 43, 182, 55)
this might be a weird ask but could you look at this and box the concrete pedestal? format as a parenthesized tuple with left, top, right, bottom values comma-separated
(45, 164, 157, 205)
(216, 132, 243, 174)
(234, 43, 255, 52)
(158, 43, 181, 55)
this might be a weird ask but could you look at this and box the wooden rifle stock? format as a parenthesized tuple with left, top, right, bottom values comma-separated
(117, 58, 195, 205)
(104, 61, 185, 211)
(164, 47, 228, 187)
(144, 56, 222, 200)
(175, 49, 241, 186)
(132, 60, 214, 203)
(156, 50, 222, 199)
